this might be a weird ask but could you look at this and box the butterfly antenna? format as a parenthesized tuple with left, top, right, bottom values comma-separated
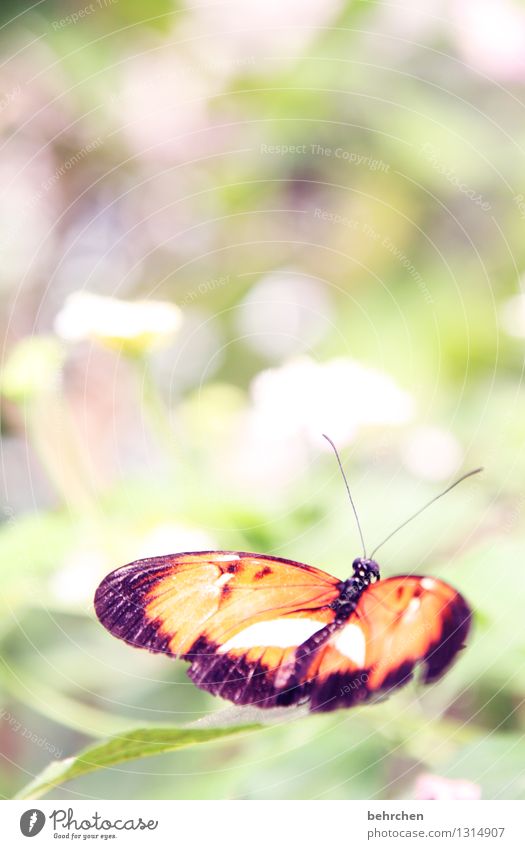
(322, 434, 367, 559)
(369, 466, 483, 559)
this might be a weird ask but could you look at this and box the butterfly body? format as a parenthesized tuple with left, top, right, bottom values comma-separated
(94, 550, 471, 713)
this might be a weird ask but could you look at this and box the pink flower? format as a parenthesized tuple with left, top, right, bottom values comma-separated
(453, 0, 525, 81)
(414, 773, 481, 800)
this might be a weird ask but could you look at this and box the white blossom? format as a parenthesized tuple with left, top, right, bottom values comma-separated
(228, 357, 414, 491)
(251, 356, 415, 447)
(54, 292, 182, 354)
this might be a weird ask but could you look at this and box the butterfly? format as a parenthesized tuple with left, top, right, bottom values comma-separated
(94, 440, 479, 713)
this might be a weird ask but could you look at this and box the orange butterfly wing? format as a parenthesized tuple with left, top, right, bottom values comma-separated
(94, 551, 340, 707)
(306, 575, 471, 711)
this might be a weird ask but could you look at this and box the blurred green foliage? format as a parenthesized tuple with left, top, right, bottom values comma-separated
(1, 0, 525, 800)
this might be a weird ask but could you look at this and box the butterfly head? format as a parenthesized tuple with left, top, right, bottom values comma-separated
(352, 557, 380, 583)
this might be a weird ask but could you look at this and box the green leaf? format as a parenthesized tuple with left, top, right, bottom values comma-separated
(15, 722, 262, 800)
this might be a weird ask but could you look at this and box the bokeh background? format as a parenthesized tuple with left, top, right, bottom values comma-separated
(1, 0, 525, 801)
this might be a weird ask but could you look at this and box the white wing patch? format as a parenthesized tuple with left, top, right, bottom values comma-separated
(333, 623, 367, 667)
(218, 618, 323, 651)
(403, 597, 421, 623)
(213, 554, 241, 562)
(215, 572, 235, 588)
